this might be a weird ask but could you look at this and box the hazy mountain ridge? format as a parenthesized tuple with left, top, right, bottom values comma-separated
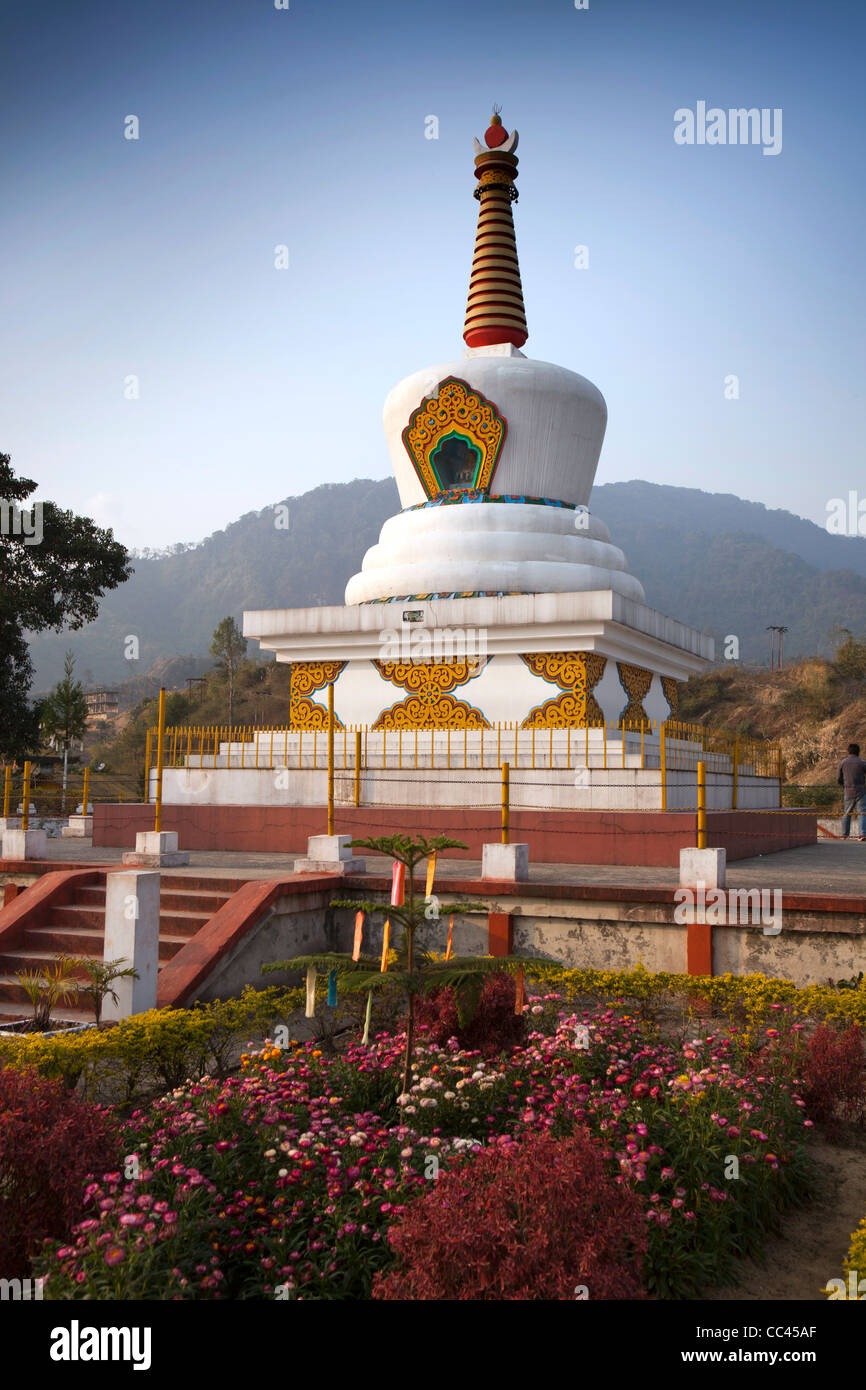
(27, 479, 866, 691)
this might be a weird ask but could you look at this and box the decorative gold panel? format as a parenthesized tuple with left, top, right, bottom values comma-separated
(402, 377, 506, 500)
(372, 693, 490, 730)
(520, 652, 607, 728)
(289, 661, 346, 729)
(616, 662, 654, 726)
(372, 658, 488, 728)
(661, 676, 679, 716)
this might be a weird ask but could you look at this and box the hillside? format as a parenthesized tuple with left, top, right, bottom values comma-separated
(27, 478, 866, 691)
(679, 655, 866, 803)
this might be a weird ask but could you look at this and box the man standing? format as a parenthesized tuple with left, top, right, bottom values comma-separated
(837, 742, 866, 841)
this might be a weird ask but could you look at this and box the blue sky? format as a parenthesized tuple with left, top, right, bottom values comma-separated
(1, 0, 864, 550)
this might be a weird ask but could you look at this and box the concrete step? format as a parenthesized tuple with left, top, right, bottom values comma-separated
(158, 889, 234, 913)
(51, 903, 106, 931)
(72, 884, 107, 906)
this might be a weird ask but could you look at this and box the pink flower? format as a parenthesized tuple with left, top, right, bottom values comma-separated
(104, 1246, 125, 1267)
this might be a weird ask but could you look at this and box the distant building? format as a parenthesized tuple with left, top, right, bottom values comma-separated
(84, 689, 119, 720)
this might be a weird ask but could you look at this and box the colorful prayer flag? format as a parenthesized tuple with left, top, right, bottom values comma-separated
(514, 964, 525, 1016)
(380, 918, 391, 972)
(391, 862, 405, 906)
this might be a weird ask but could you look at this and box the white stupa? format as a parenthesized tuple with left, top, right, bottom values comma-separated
(245, 110, 711, 742)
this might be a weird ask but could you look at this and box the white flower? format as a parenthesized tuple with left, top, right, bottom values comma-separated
(349, 1133, 365, 1146)
(444, 1091, 456, 1100)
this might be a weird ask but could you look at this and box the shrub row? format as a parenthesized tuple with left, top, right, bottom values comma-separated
(2, 963, 864, 1105)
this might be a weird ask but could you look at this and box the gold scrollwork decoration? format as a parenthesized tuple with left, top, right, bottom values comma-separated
(372, 693, 490, 730)
(289, 661, 347, 728)
(661, 676, 679, 716)
(520, 651, 607, 728)
(616, 662, 654, 726)
(402, 377, 506, 500)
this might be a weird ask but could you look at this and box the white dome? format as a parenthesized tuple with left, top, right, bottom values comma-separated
(344, 500, 646, 604)
(345, 342, 644, 605)
(384, 347, 607, 509)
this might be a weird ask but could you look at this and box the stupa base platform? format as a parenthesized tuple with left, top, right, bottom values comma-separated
(93, 803, 815, 868)
(243, 589, 713, 732)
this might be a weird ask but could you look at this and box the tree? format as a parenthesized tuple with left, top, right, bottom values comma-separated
(263, 832, 549, 1095)
(834, 628, 866, 681)
(41, 651, 89, 812)
(0, 452, 130, 762)
(210, 616, 247, 726)
(0, 626, 42, 762)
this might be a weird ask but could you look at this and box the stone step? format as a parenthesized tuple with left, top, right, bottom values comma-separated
(157, 889, 234, 913)
(11, 928, 189, 963)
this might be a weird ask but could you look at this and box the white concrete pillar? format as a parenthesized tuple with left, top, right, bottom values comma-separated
(2, 828, 47, 860)
(294, 833, 366, 874)
(122, 830, 189, 867)
(102, 870, 160, 1019)
(61, 815, 93, 839)
(482, 842, 529, 881)
(679, 847, 726, 889)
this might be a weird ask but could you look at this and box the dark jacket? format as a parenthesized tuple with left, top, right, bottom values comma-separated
(837, 755, 866, 796)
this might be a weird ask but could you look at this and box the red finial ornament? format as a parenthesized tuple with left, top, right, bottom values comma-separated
(484, 111, 508, 148)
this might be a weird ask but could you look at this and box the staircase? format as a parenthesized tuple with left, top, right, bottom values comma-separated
(0, 874, 247, 1025)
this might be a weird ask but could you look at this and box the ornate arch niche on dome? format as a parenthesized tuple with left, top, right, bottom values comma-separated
(401, 377, 507, 500)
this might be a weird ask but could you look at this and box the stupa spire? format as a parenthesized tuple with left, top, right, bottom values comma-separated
(463, 109, 528, 350)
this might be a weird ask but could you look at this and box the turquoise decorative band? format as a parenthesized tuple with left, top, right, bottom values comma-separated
(403, 492, 583, 512)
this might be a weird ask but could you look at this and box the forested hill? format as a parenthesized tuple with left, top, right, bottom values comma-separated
(27, 478, 866, 691)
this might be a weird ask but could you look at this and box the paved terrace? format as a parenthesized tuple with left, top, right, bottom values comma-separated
(4, 838, 865, 898)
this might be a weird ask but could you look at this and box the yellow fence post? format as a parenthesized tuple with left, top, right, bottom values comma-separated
(660, 721, 667, 812)
(21, 761, 32, 831)
(144, 728, 153, 798)
(154, 688, 166, 832)
(3, 764, 12, 818)
(354, 730, 361, 807)
(82, 766, 90, 814)
(327, 682, 335, 836)
(501, 761, 510, 845)
(697, 760, 707, 848)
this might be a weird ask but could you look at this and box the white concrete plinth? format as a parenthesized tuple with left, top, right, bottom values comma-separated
(122, 830, 190, 867)
(482, 842, 529, 881)
(294, 833, 366, 875)
(2, 828, 47, 860)
(680, 847, 727, 890)
(0, 817, 22, 834)
(61, 815, 93, 839)
(102, 870, 160, 1019)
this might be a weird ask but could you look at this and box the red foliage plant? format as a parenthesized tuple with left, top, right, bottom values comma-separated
(372, 1125, 648, 1301)
(801, 1024, 865, 1138)
(413, 971, 524, 1056)
(0, 1066, 121, 1278)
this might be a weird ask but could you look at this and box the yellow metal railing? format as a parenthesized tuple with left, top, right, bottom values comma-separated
(144, 718, 781, 782)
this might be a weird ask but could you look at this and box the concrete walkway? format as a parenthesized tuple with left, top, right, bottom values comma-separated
(9, 837, 865, 897)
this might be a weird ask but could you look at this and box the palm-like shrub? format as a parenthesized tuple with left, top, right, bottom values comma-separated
(263, 833, 548, 1092)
